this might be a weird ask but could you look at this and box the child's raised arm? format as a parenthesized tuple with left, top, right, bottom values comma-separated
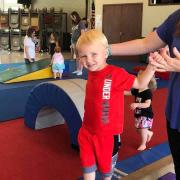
(132, 64, 155, 89)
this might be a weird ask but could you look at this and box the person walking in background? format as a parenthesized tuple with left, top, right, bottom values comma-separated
(82, 17, 89, 31)
(70, 11, 87, 76)
(125, 70, 157, 151)
(49, 32, 58, 58)
(76, 29, 156, 180)
(110, 9, 180, 179)
(24, 27, 36, 64)
(50, 46, 65, 79)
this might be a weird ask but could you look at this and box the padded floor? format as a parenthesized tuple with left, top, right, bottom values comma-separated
(0, 59, 51, 83)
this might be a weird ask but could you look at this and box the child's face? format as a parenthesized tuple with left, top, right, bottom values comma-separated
(77, 43, 107, 72)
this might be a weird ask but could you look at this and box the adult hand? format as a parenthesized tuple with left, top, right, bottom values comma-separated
(160, 47, 180, 72)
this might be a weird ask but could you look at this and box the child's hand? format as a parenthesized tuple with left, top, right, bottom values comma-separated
(130, 103, 138, 110)
(149, 51, 166, 72)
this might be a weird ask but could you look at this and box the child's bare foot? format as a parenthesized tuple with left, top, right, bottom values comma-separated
(137, 144, 146, 151)
(147, 131, 153, 142)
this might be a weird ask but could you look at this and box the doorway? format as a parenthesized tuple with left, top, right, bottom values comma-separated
(103, 3, 143, 61)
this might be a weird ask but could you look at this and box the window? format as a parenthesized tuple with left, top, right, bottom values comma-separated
(0, 0, 22, 11)
(149, 0, 180, 5)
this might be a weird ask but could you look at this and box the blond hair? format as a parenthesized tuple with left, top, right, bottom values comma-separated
(148, 74, 157, 91)
(76, 29, 108, 50)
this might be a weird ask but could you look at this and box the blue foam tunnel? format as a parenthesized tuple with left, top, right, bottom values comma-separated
(24, 79, 86, 146)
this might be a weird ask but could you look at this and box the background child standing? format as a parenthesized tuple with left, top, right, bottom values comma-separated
(49, 32, 58, 58)
(125, 70, 157, 151)
(50, 46, 65, 79)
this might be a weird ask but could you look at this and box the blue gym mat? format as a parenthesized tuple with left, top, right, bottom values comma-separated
(115, 141, 170, 174)
(0, 62, 25, 71)
(78, 142, 170, 180)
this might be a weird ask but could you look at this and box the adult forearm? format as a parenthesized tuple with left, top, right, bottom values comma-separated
(111, 39, 148, 56)
(110, 31, 166, 56)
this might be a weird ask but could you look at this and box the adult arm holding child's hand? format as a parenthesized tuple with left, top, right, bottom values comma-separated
(149, 47, 180, 72)
(161, 47, 180, 72)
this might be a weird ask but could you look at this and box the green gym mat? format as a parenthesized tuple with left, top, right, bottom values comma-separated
(0, 59, 51, 83)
